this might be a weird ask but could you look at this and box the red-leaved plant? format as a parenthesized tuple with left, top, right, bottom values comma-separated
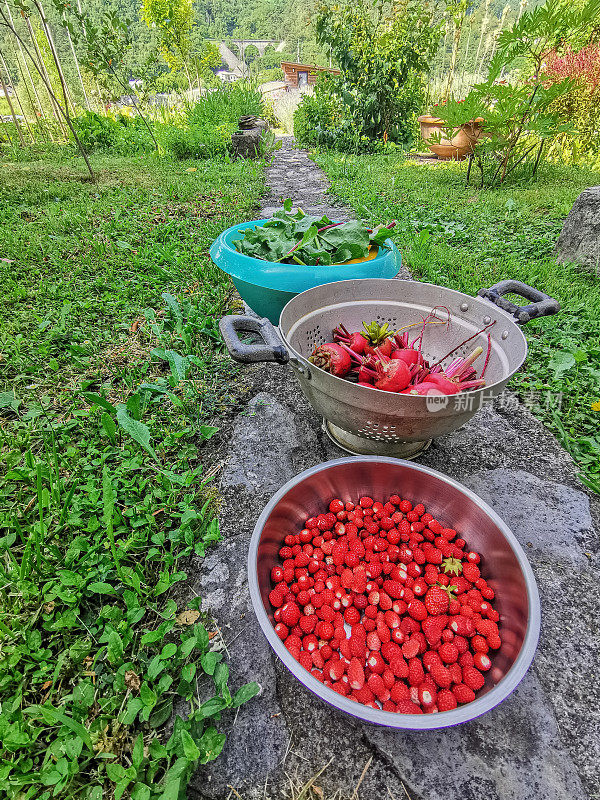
(545, 44, 600, 163)
(546, 44, 600, 92)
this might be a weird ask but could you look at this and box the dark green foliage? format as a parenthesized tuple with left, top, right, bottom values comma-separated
(293, 78, 399, 153)
(74, 111, 156, 154)
(233, 200, 392, 264)
(313, 0, 440, 145)
(162, 83, 266, 160)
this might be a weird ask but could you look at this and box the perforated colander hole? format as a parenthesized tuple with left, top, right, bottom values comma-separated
(357, 421, 402, 442)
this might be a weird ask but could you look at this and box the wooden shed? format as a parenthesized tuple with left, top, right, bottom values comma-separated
(281, 61, 340, 89)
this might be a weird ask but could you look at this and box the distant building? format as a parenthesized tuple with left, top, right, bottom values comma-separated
(216, 70, 238, 83)
(280, 61, 340, 90)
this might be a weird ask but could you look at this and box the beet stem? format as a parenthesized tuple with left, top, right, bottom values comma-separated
(432, 320, 496, 368)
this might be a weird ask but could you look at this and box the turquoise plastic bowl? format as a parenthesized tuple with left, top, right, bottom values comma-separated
(210, 218, 402, 323)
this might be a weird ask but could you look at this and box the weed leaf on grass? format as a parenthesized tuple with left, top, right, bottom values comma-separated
(116, 405, 159, 461)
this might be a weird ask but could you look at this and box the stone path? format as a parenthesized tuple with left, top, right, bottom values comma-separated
(260, 136, 353, 220)
(188, 141, 600, 800)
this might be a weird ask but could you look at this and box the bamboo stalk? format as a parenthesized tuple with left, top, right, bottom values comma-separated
(0, 5, 95, 179)
(65, 15, 90, 109)
(474, 0, 491, 80)
(0, 49, 34, 140)
(4, 0, 48, 128)
(24, 13, 68, 136)
(0, 51, 25, 144)
(35, 0, 77, 114)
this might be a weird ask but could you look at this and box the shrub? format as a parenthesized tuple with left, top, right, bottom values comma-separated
(293, 80, 396, 153)
(74, 111, 155, 154)
(161, 83, 267, 160)
(186, 83, 265, 128)
(161, 122, 236, 160)
(314, 0, 440, 145)
(546, 44, 600, 165)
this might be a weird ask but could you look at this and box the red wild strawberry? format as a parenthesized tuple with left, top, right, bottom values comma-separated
(367, 651, 385, 674)
(390, 682, 411, 703)
(407, 599, 428, 621)
(299, 614, 317, 633)
(367, 673, 388, 701)
(352, 685, 375, 705)
(449, 615, 475, 637)
(298, 651, 313, 671)
(408, 657, 425, 687)
(474, 652, 492, 671)
(429, 662, 452, 689)
(438, 642, 459, 664)
(452, 683, 476, 704)
(382, 580, 404, 599)
(274, 622, 288, 640)
(418, 683, 437, 708)
(421, 614, 447, 645)
(376, 619, 391, 644)
(437, 689, 458, 711)
(424, 585, 450, 615)
(395, 699, 424, 714)
(280, 602, 301, 627)
(448, 663, 463, 684)
(459, 651, 474, 668)
(462, 666, 485, 691)
(462, 563, 481, 583)
(401, 636, 420, 660)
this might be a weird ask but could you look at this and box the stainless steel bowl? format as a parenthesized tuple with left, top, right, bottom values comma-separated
(221, 278, 559, 457)
(248, 457, 541, 730)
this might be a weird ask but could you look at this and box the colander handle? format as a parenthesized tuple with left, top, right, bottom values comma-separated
(477, 280, 560, 324)
(219, 315, 289, 364)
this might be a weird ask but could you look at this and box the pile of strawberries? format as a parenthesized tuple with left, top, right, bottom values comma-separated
(268, 494, 501, 714)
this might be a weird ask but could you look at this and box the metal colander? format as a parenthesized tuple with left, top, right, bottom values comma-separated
(221, 278, 559, 457)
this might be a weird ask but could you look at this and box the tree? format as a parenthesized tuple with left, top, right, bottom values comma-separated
(54, 4, 159, 148)
(141, 0, 194, 89)
(315, 0, 441, 143)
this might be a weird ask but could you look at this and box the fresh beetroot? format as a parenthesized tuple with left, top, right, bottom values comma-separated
(374, 357, 411, 392)
(403, 381, 461, 396)
(333, 324, 369, 354)
(309, 343, 352, 377)
(362, 321, 394, 358)
(391, 349, 422, 367)
(309, 314, 490, 398)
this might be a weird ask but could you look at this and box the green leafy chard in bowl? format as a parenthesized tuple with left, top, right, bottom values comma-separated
(233, 199, 396, 266)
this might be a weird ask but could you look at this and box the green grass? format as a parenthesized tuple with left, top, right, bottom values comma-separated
(315, 151, 600, 492)
(0, 148, 264, 799)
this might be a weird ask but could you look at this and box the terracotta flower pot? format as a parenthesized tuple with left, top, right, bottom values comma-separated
(418, 115, 485, 161)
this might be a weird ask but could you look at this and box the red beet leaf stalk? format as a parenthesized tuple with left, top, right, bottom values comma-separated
(333, 324, 369, 354)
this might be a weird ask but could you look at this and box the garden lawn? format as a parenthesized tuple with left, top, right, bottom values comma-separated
(315, 152, 600, 492)
(0, 150, 264, 800)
